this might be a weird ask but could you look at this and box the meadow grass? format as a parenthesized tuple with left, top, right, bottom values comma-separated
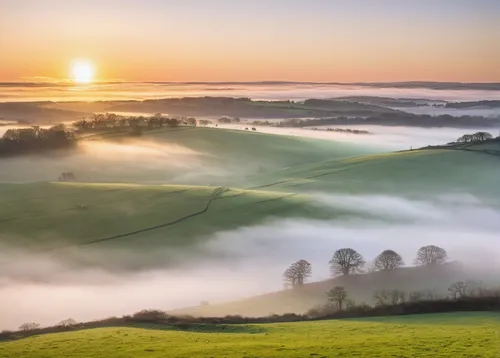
(0, 312, 498, 357)
(0, 182, 327, 253)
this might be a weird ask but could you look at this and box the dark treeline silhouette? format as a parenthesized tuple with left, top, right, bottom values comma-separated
(456, 131, 493, 143)
(276, 113, 500, 129)
(73, 113, 186, 131)
(0, 112, 202, 157)
(445, 100, 500, 109)
(0, 124, 75, 157)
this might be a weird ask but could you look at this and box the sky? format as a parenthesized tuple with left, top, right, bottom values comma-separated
(1, 0, 500, 83)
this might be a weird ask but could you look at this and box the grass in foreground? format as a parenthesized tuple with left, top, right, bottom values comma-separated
(0, 313, 498, 358)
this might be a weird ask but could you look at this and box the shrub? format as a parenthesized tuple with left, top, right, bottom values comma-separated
(131, 309, 169, 323)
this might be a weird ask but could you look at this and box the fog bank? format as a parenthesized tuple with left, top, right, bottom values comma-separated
(0, 192, 498, 330)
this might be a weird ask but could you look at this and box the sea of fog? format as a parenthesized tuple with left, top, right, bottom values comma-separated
(218, 124, 497, 151)
(2, 82, 500, 102)
(0, 193, 499, 329)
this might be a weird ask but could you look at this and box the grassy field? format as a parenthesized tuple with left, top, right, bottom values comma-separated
(250, 147, 500, 199)
(0, 313, 498, 357)
(0, 182, 332, 257)
(1, 131, 499, 266)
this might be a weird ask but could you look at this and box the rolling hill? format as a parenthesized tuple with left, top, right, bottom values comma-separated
(1, 130, 499, 270)
(1, 313, 498, 358)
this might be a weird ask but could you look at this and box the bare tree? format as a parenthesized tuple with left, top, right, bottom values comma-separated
(18, 322, 40, 332)
(373, 289, 406, 306)
(327, 286, 348, 310)
(329, 248, 365, 276)
(414, 245, 448, 266)
(448, 280, 483, 299)
(58, 318, 77, 328)
(283, 260, 312, 288)
(448, 281, 468, 299)
(373, 250, 404, 271)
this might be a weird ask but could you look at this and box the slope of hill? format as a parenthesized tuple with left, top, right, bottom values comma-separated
(0, 127, 378, 184)
(0, 183, 335, 267)
(249, 143, 500, 199)
(0, 313, 497, 358)
(171, 264, 467, 317)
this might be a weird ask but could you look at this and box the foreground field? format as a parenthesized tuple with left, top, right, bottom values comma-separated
(0, 313, 498, 358)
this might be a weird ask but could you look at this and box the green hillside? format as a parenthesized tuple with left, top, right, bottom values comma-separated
(1, 132, 499, 270)
(250, 146, 500, 199)
(171, 265, 467, 317)
(0, 127, 377, 184)
(1, 313, 498, 358)
(0, 182, 336, 270)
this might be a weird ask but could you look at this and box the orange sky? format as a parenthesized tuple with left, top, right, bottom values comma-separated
(1, 0, 499, 83)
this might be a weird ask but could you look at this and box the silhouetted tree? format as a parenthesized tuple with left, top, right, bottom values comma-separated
(283, 260, 312, 288)
(186, 117, 197, 126)
(373, 250, 404, 271)
(198, 120, 212, 127)
(329, 248, 365, 276)
(474, 132, 493, 141)
(18, 323, 40, 332)
(57, 318, 77, 328)
(218, 117, 232, 124)
(414, 245, 448, 266)
(326, 286, 348, 310)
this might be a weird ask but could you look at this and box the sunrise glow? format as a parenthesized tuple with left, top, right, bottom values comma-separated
(70, 60, 94, 84)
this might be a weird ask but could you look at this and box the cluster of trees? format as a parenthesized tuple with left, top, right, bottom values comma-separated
(217, 116, 240, 124)
(456, 132, 493, 143)
(72, 113, 196, 131)
(324, 128, 369, 134)
(322, 278, 492, 313)
(0, 124, 75, 156)
(283, 245, 448, 288)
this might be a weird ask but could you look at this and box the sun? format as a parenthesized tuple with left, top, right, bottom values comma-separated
(70, 60, 94, 84)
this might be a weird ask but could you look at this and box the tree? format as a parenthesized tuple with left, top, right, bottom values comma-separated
(186, 117, 197, 126)
(18, 322, 40, 332)
(474, 132, 493, 141)
(58, 318, 77, 327)
(326, 286, 348, 310)
(414, 245, 448, 266)
(199, 119, 212, 127)
(283, 260, 312, 288)
(373, 289, 406, 306)
(329, 248, 365, 276)
(448, 281, 468, 299)
(448, 280, 482, 299)
(218, 116, 232, 124)
(373, 250, 404, 271)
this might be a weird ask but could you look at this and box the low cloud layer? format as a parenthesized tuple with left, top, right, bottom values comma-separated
(0, 192, 498, 330)
(222, 124, 495, 151)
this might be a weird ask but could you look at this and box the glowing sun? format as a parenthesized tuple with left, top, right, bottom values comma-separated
(70, 60, 94, 83)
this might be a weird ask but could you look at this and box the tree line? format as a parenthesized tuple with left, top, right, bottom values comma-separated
(72, 113, 197, 131)
(0, 124, 75, 157)
(283, 245, 447, 288)
(0, 112, 208, 157)
(456, 131, 494, 143)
